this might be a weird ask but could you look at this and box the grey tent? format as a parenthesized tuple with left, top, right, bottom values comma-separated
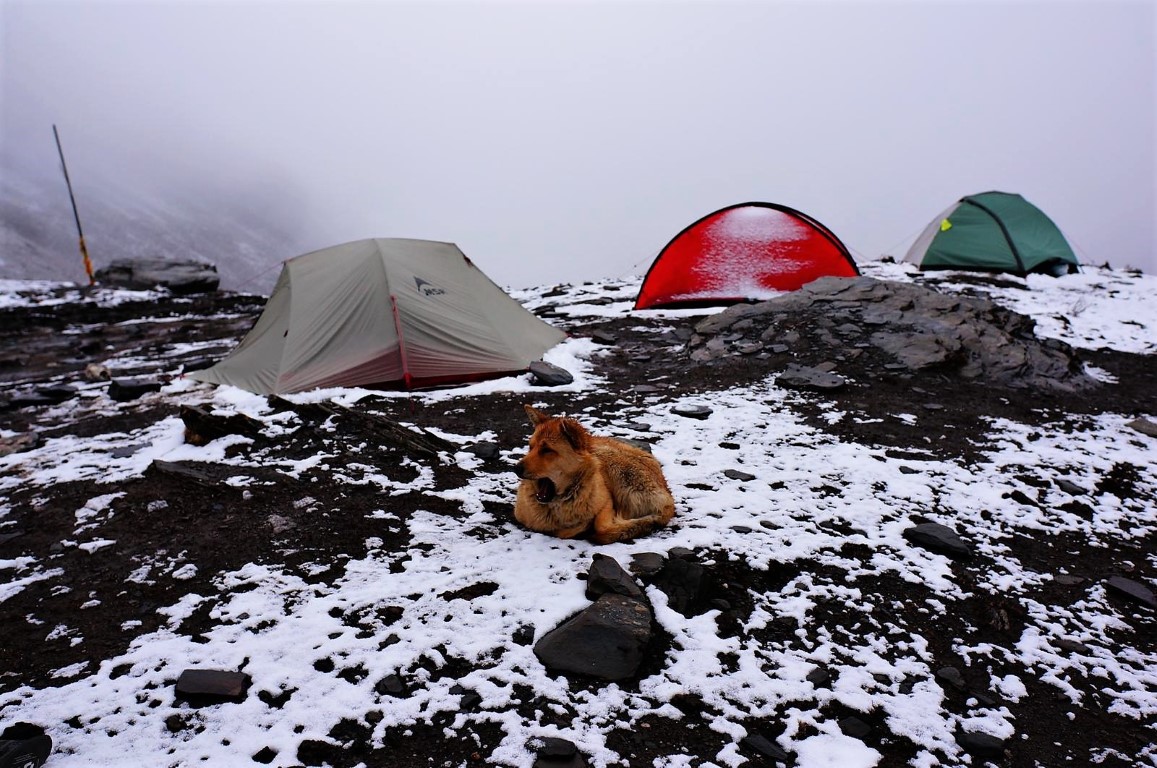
(191, 238, 565, 394)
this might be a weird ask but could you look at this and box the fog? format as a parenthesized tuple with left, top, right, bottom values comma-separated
(2, 0, 1154, 289)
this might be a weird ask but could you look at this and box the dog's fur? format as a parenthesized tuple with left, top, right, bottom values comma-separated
(513, 405, 675, 544)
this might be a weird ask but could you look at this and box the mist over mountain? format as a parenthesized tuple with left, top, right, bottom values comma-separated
(0, 141, 311, 295)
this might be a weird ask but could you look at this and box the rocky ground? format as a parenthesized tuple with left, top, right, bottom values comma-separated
(0, 269, 1155, 767)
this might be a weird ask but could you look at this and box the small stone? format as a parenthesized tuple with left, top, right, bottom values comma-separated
(175, 669, 250, 705)
(267, 515, 295, 534)
(1054, 478, 1087, 496)
(739, 734, 791, 761)
(767, 344, 790, 354)
(839, 716, 872, 740)
(1055, 638, 1093, 655)
(903, 522, 971, 560)
(374, 675, 407, 697)
(586, 554, 644, 600)
(806, 667, 830, 687)
(529, 361, 574, 387)
(590, 330, 617, 345)
(1105, 575, 1157, 609)
(935, 666, 967, 691)
(955, 730, 1008, 760)
(108, 378, 163, 402)
(533, 736, 588, 767)
(1126, 417, 1157, 438)
(629, 552, 666, 577)
(777, 365, 846, 391)
(723, 469, 756, 482)
(466, 442, 502, 460)
(1054, 574, 1085, 586)
(672, 404, 712, 420)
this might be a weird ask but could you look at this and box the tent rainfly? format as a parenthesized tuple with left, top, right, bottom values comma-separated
(903, 191, 1080, 277)
(190, 238, 566, 394)
(634, 202, 860, 310)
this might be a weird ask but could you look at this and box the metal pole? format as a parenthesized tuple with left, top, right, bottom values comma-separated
(52, 124, 95, 285)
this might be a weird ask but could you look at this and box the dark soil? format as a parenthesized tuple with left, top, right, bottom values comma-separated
(0, 279, 1154, 767)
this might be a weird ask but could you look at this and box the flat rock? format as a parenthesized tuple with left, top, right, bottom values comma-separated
(1126, 417, 1157, 438)
(175, 669, 250, 705)
(533, 736, 588, 767)
(955, 730, 1008, 760)
(108, 378, 163, 402)
(902, 522, 971, 560)
(740, 733, 791, 762)
(672, 404, 712, 420)
(95, 257, 220, 293)
(534, 594, 653, 681)
(629, 552, 666, 577)
(1105, 575, 1157, 609)
(777, 365, 846, 391)
(723, 469, 756, 482)
(529, 361, 574, 387)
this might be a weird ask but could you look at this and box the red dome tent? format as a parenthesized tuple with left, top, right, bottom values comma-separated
(634, 202, 859, 310)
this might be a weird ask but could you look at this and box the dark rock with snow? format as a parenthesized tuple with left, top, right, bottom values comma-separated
(651, 555, 708, 616)
(935, 666, 967, 691)
(839, 716, 873, 739)
(723, 469, 756, 481)
(740, 733, 791, 762)
(1054, 478, 1088, 496)
(629, 552, 666, 577)
(688, 276, 1093, 391)
(955, 730, 1008, 760)
(672, 404, 712, 420)
(1105, 575, 1157, 609)
(108, 377, 162, 402)
(175, 669, 250, 705)
(1126, 417, 1157, 438)
(534, 594, 653, 681)
(529, 361, 574, 386)
(778, 364, 848, 391)
(585, 554, 644, 601)
(95, 257, 220, 293)
(374, 674, 407, 697)
(532, 737, 588, 767)
(465, 441, 501, 460)
(902, 522, 972, 560)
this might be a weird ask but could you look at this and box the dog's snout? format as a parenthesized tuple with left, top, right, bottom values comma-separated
(514, 460, 527, 479)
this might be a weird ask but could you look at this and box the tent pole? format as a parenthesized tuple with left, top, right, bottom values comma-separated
(53, 125, 95, 286)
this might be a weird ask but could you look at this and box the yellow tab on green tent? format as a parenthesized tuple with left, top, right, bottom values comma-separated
(940, 219, 953, 232)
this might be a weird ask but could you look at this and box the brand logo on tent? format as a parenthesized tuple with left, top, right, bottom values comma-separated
(414, 277, 446, 297)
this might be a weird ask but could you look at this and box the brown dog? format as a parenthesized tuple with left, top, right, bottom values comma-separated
(513, 405, 676, 544)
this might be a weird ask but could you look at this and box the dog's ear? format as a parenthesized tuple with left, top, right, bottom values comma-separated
(524, 405, 551, 426)
(558, 418, 592, 452)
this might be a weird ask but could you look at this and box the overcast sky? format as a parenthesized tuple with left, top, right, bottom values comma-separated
(2, 0, 1154, 288)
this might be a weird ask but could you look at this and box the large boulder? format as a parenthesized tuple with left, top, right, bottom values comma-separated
(95, 257, 220, 293)
(688, 276, 1093, 391)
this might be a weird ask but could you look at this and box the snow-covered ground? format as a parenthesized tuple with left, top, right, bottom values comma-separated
(1, 261, 1154, 767)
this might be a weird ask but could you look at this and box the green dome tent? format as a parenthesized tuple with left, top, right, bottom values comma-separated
(904, 191, 1079, 277)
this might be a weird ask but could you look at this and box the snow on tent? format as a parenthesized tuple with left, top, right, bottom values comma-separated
(190, 238, 566, 394)
(903, 191, 1080, 277)
(634, 202, 859, 310)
